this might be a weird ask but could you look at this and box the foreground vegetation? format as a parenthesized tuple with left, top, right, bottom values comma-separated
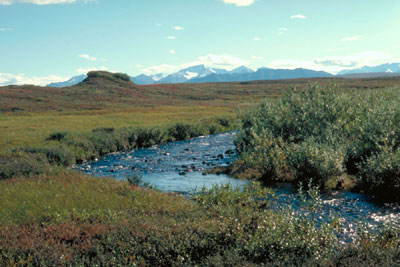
(235, 83, 400, 202)
(2, 73, 400, 265)
(1, 175, 400, 266)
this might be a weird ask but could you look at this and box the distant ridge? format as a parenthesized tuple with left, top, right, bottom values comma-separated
(188, 67, 332, 83)
(47, 62, 400, 87)
(337, 72, 400, 79)
(338, 63, 400, 75)
(48, 74, 87, 87)
(48, 66, 332, 87)
(131, 65, 332, 85)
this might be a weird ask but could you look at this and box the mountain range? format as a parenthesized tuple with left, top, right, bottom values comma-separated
(48, 63, 400, 87)
(337, 63, 400, 75)
(48, 74, 87, 88)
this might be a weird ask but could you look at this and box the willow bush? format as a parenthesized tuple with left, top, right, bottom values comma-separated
(235, 84, 400, 201)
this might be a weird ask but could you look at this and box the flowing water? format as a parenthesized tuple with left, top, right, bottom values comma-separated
(76, 131, 249, 194)
(76, 131, 400, 243)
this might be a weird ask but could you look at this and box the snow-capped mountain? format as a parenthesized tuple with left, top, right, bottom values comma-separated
(130, 74, 156, 85)
(156, 65, 221, 83)
(188, 67, 332, 83)
(337, 63, 400, 75)
(130, 73, 168, 85)
(231, 66, 254, 74)
(48, 74, 87, 87)
(129, 65, 234, 84)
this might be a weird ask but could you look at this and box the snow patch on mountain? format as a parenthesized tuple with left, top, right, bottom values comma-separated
(184, 71, 198, 80)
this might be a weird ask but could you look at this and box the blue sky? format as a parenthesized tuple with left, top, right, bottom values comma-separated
(0, 0, 399, 85)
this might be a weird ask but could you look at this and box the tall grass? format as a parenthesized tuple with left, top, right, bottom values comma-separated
(235, 84, 400, 202)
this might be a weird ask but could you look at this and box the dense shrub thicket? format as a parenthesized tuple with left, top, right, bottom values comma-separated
(0, 117, 234, 180)
(1, 178, 399, 266)
(235, 84, 400, 202)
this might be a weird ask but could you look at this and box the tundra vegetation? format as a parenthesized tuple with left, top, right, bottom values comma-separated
(1, 73, 400, 265)
(234, 83, 400, 202)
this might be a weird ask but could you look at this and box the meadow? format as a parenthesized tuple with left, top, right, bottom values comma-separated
(1, 71, 400, 265)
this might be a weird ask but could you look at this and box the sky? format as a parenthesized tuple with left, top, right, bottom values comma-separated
(0, 0, 399, 85)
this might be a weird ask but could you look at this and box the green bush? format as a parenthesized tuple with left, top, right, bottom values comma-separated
(0, 152, 49, 179)
(46, 131, 68, 141)
(22, 145, 75, 167)
(286, 139, 345, 185)
(235, 84, 400, 200)
(359, 148, 400, 202)
(86, 71, 131, 83)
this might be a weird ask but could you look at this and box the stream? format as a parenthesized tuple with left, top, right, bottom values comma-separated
(76, 131, 400, 243)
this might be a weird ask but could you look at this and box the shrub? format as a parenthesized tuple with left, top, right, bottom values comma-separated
(87, 71, 131, 83)
(235, 84, 400, 198)
(358, 148, 400, 202)
(0, 152, 49, 179)
(46, 131, 68, 141)
(286, 139, 345, 185)
(22, 145, 75, 167)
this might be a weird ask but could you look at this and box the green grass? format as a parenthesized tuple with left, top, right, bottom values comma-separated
(0, 106, 234, 150)
(0, 173, 192, 226)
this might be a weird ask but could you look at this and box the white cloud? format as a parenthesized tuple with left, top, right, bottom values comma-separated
(291, 14, 307, 19)
(79, 54, 97, 61)
(173, 26, 184, 31)
(269, 51, 396, 74)
(278, 27, 288, 35)
(188, 54, 246, 69)
(0, 72, 67, 86)
(0, 0, 93, 5)
(0, 27, 12, 31)
(254, 37, 260, 41)
(167, 36, 176, 40)
(170, 49, 176, 55)
(76, 66, 108, 74)
(222, 0, 254, 6)
(0, 0, 74, 4)
(143, 64, 179, 75)
(341, 35, 361, 42)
